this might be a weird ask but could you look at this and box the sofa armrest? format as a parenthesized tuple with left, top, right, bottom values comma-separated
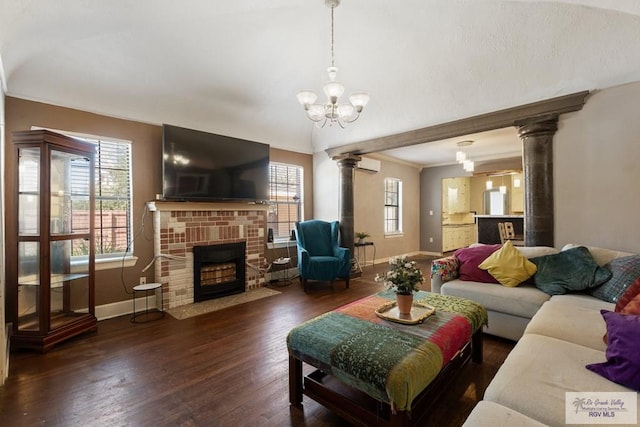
(430, 256, 459, 294)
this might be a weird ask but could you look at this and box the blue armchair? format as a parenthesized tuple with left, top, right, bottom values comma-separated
(295, 220, 351, 292)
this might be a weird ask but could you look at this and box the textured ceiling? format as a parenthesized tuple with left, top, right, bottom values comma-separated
(2, 0, 640, 167)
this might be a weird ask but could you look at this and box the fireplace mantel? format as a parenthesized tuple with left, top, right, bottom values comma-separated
(149, 201, 268, 309)
(147, 200, 270, 212)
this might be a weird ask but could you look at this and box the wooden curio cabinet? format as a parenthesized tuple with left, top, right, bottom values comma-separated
(6, 130, 97, 352)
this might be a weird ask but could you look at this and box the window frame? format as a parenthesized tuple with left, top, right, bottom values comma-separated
(267, 162, 304, 242)
(384, 177, 403, 236)
(33, 127, 135, 268)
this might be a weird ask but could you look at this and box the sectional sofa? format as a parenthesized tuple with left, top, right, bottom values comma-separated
(431, 245, 561, 341)
(430, 243, 640, 426)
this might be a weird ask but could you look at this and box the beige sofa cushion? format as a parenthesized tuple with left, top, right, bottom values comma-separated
(549, 293, 616, 310)
(463, 401, 548, 427)
(441, 281, 550, 318)
(515, 246, 559, 259)
(524, 298, 613, 351)
(484, 334, 639, 426)
(561, 243, 634, 266)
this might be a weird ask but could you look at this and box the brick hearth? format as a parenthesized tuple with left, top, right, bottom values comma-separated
(147, 202, 268, 309)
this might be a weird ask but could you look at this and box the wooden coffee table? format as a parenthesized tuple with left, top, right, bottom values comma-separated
(287, 291, 487, 427)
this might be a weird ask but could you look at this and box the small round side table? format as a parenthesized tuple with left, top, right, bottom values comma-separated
(131, 282, 164, 323)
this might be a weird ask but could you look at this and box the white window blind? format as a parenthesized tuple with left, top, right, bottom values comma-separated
(268, 163, 303, 240)
(71, 137, 133, 257)
(384, 178, 402, 234)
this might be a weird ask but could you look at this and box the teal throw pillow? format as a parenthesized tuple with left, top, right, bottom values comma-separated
(530, 246, 612, 296)
(590, 255, 640, 303)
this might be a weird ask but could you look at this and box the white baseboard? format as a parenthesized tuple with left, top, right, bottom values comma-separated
(367, 251, 441, 268)
(3, 324, 10, 383)
(420, 251, 443, 257)
(96, 294, 158, 321)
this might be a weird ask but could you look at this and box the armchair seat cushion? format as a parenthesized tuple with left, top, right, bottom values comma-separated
(304, 255, 349, 281)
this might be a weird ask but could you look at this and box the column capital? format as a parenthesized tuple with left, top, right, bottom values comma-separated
(517, 116, 559, 139)
(332, 153, 361, 169)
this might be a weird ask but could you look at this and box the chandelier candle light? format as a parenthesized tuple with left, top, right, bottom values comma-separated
(296, 0, 369, 127)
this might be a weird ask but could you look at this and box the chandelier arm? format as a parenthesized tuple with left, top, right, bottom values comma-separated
(342, 113, 360, 124)
(306, 110, 325, 123)
(315, 117, 329, 128)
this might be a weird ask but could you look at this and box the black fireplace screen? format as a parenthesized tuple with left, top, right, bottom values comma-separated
(193, 242, 246, 302)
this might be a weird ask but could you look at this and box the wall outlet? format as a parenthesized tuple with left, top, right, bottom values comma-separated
(429, 237, 434, 243)
(139, 276, 146, 285)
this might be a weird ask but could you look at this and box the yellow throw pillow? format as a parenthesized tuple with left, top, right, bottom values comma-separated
(478, 240, 537, 287)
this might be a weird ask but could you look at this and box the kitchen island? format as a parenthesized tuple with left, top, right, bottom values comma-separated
(474, 215, 524, 244)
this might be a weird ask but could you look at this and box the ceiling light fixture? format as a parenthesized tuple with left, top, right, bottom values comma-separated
(296, 0, 369, 128)
(456, 140, 474, 172)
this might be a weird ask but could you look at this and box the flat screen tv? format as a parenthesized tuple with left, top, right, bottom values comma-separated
(162, 124, 270, 202)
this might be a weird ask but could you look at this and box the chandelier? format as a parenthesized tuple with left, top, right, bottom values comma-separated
(296, 0, 369, 128)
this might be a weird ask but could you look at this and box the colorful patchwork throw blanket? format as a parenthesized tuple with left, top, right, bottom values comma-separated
(287, 290, 487, 412)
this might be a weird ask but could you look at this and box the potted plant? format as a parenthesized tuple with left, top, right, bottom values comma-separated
(374, 255, 424, 315)
(355, 231, 370, 244)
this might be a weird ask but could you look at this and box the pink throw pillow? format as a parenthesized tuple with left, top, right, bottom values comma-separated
(454, 244, 502, 283)
(615, 277, 640, 313)
(620, 294, 640, 316)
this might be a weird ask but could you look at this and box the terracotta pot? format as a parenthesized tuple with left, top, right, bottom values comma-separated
(396, 293, 414, 315)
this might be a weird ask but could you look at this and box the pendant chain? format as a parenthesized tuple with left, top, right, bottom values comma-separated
(330, 6, 335, 68)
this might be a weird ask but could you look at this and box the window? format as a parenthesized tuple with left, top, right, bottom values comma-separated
(63, 133, 133, 259)
(384, 178, 402, 234)
(268, 163, 303, 241)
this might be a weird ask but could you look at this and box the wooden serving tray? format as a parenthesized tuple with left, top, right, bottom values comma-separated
(375, 301, 436, 324)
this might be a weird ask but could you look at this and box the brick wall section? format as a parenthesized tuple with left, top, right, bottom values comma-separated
(153, 208, 266, 309)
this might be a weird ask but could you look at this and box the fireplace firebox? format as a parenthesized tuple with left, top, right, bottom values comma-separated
(193, 242, 246, 302)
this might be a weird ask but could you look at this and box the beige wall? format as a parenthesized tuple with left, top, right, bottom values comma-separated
(312, 152, 340, 221)
(4, 97, 313, 307)
(555, 81, 640, 253)
(354, 156, 421, 262)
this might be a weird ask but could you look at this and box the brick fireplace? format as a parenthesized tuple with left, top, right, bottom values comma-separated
(147, 201, 268, 309)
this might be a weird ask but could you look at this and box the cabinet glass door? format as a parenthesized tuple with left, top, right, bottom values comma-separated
(18, 147, 41, 236)
(50, 150, 91, 235)
(50, 238, 90, 330)
(17, 241, 40, 331)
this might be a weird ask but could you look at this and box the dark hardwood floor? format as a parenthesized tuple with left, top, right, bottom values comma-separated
(0, 257, 514, 426)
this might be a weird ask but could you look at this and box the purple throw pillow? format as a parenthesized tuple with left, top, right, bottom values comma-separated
(454, 244, 502, 284)
(586, 310, 640, 391)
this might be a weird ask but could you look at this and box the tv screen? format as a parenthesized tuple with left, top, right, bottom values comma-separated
(162, 124, 270, 202)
